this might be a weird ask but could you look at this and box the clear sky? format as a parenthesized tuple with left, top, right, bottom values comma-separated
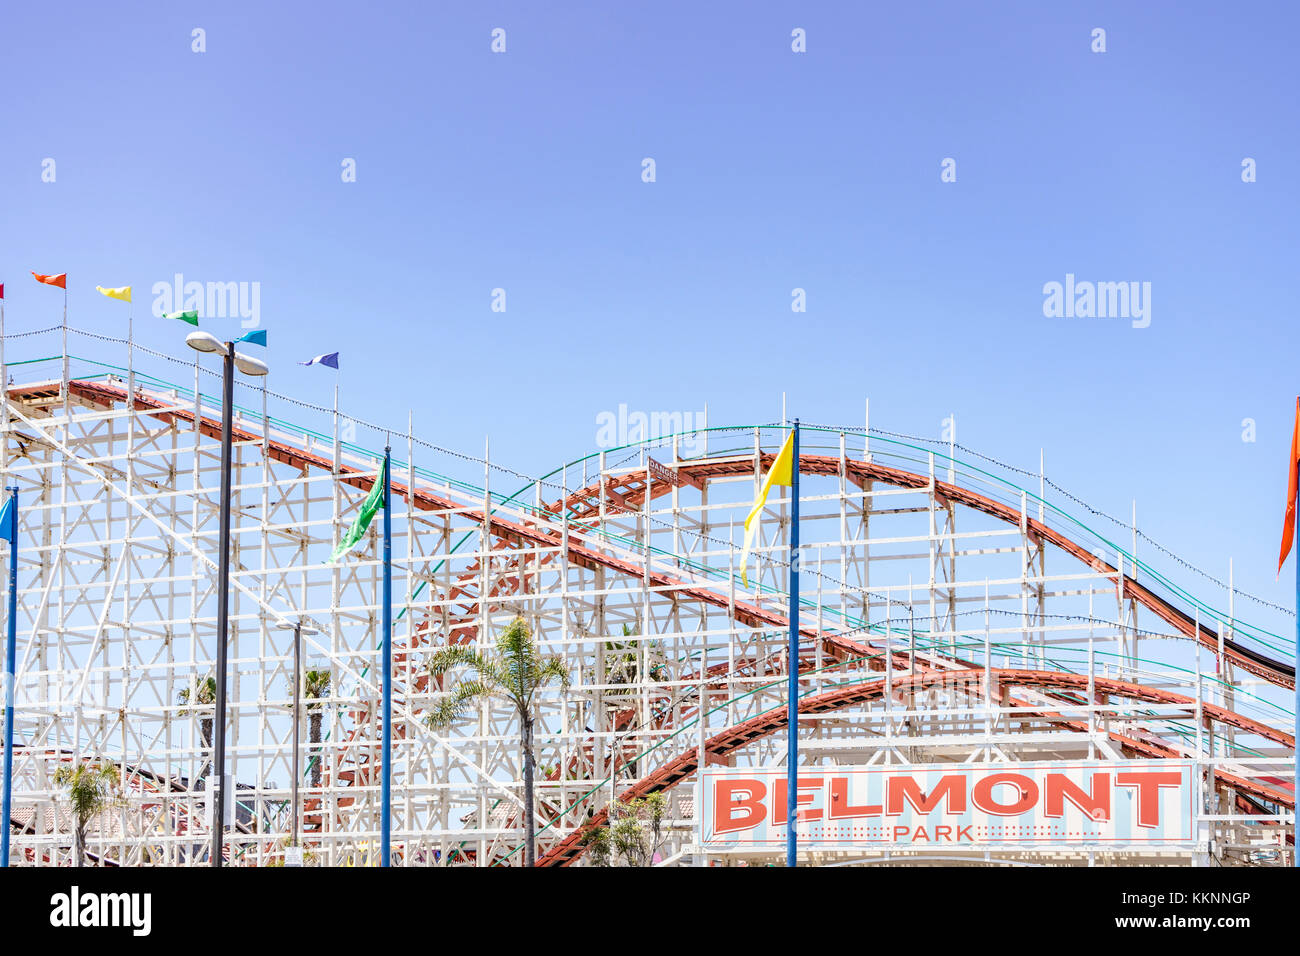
(1, 1, 1296, 630)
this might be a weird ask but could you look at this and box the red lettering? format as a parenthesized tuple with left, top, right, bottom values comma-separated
(713, 779, 766, 835)
(1045, 772, 1111, 822)
(771, 777, 822, 823)
(892, 825, 910, 841)
(885, 774, 968, 816)
(972, 773, 1039, 816)
(828, 776, 881, 820)
(1115, 771, 1183, 828)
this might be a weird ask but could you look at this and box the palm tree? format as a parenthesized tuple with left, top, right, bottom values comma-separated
(53, 762, 121, 867)
(582, 792, 668, 867)
(178, 676, 217, 783)
(302, 669, 331, 789)
(425, 616, 570, 867)
(603, 624, 669, 696)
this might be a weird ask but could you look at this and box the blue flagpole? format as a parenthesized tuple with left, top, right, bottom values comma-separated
(787, 422, 800, 868)
(1, 488, 17, 868)
(381, 448, 392, 867)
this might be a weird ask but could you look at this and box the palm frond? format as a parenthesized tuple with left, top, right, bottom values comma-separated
(425, 679, 496, 729)
(497, 618, 535, 701)
(497, 617, 533, 660)
(425, 618, 568, 739)
(426, 645, 492, 680)
(54, 762, 122, 824)
(303, 669, 332, 699)
(177, 675, 217, 710)
(477, 657, 513, 702)
(535, 656, 571, 693)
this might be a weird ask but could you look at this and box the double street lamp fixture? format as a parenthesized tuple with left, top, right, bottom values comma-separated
(186, 331, 268, 868)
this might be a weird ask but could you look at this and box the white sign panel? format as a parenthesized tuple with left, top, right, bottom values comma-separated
(701, 761, 1196, 850)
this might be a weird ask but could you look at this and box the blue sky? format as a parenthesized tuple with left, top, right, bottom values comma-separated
(1, 1, 1297, 628)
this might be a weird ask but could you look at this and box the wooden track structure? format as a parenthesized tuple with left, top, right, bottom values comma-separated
(2, 372, 1294, 866)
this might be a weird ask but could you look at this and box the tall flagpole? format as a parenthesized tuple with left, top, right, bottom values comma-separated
(1293, 433, 1298, 868)
(786, 420, 800, 867)
(61, 287, 68, 393)
(381, 445, 392, 867)
(127, 301, 134, 411)
(1, 489, 17, 867)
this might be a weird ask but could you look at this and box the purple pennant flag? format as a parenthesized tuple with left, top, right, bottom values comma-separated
(300, 352, 339, 369)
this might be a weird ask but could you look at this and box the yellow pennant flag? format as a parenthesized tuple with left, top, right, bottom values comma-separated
(95, 285, 132, 303)
(739, 429, 796, 588)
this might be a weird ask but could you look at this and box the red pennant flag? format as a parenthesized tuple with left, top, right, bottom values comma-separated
(0, 283, 5, 299)
(1279, 397, 1300, 575)
(31, 272, 67, 289)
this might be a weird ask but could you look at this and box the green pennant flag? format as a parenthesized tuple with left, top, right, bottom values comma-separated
(329, 458, 385, 563)
(164, 310, 200, 326)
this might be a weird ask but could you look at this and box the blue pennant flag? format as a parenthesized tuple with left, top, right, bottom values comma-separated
(236, 329, 267, 347)
(300, 352, 339, 369)
(0, 495, 14, 547)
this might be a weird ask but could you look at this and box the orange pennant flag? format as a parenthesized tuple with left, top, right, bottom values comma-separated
(32, 271, 67, 289)
(1278, 397, 1300, 576)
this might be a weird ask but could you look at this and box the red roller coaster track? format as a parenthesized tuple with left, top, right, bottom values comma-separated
(537, 669, 1296, 867)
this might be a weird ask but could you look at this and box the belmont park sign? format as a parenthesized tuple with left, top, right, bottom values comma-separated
(700, 761, 1196, 850)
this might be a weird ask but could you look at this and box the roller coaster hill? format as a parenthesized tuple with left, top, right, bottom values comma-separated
(0, 327, 1294, 866)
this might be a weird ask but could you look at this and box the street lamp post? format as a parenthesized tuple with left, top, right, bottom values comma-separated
(276, 620, 319, 858)
(291, 624, 300, 851)
(186, 331, 267, 868)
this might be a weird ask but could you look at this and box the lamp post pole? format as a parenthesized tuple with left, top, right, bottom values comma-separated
(276, 619, 317, 864)
(291, 621, 301, 851)
(381, 447, 392, 867)
(185, 331, 267, 868)
(211, 342, 234, 867)
(1, 488, 17, 869)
